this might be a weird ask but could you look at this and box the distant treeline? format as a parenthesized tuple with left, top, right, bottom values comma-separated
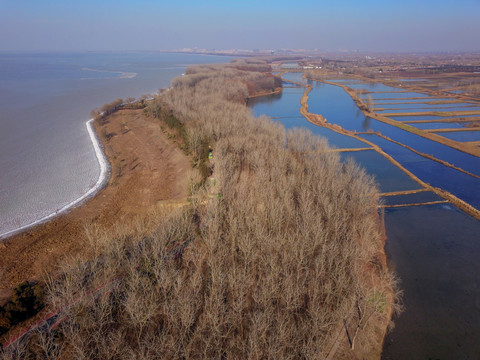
(1, 60, 398, 359)
(90, 95, 151, 122)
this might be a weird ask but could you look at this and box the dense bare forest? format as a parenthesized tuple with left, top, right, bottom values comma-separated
(2, 60, 397, 359)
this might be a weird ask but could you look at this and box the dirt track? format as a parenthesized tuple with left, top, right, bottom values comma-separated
(0, 109, 194, 298)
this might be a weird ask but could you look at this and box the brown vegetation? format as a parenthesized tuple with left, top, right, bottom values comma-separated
(0, 108, 195, 345)
(0, 282, 44, 337)
(464, 121, 480, 128)
(90, 99, 124, 121)
(1, 64, 396, 359)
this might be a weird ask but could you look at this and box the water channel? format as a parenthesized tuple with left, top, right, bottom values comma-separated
(249, 72, 480, 359)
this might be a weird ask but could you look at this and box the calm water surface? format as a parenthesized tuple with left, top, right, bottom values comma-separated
(339, 150, 421, 192)
(367, 92, 432, 100)
(383, 204, 480, 359)
(307, 82, 480, 179)
(358, 133, 480, 209)
(379, 107, 480, 114)
(248, 87, 367, 149)
(435, 130, 480, 142)
(392, 114, 480, 122)
(376, 103, 479, 110)
(346, 83, 404, 92)
(381, 191, 443, 206)
(374, 98, 453, 104)
(410, 122, 467, 130)
(249, 75, 480, 359)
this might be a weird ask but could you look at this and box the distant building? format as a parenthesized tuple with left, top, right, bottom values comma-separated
(281, 63, 299, 69)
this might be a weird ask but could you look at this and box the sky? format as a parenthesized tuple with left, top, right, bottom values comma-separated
(1, 0, 480, 52)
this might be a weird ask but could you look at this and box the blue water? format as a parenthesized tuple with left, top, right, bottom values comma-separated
(435, 130, 480, 142)
(281, 72, 310, 85)
(345, 83, 403, 92)
(365, 121, 480, 177)
(327, 79, 363, 83)
(366, 92, 431, 100)
(307, 82, 375, 131)
(409, 122, 467, 130)
(374, 98, 452, 103)
(307, 82, 480, 177)
(358, 134, 480, 209)
(250, 74, 480, 358)
(250, 85, 421, 192)
(339, 150, 421, 193)
(383, 204, 480, 358)
(248, 87, 305, 118)
(248, 87, 367, 149)
(381, 191, 444, 206)
(0, 52, 232, 236)
(376, 103, 478, 110)
(380, 107, 480, 114)
(391, 114, 480, 122)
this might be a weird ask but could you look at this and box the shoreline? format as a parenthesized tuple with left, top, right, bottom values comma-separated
(0, 108, 194, 293)
(0, 119, 110, 241)
(2, 68, 394, 357)
(0, 82, 281, 242)
(289, 76, 395, 356)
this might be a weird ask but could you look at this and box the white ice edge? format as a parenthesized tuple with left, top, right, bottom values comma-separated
(0, 119, 110, 241)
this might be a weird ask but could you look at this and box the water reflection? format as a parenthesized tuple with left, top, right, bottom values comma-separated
(362, 116, 372, 131)
(247, 90, 283, 106)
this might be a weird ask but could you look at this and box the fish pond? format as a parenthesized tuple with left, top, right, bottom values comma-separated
(249, 75, 480, 359)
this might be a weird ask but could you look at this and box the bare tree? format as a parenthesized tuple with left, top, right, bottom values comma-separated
(4, 62, 396, 359)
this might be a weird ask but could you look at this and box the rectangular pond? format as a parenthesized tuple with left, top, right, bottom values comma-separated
(345, 83, 402, 92)
(435, 130, 480, 142)
(358, 134, 480, 209)
(307, 81, 480, 177)
(408, 122, 468, 130)
(328, 79, 363, 83)
(339, 150, 422, 193)
(379, 107, 480, 114)
(361, 120, 480, 177)
(365, 92, 431, 100)
(381, 191, 444, 206)
(391, 114, 480, 122)
(373, 98, 453, 103)
(375, 103, 479, 110)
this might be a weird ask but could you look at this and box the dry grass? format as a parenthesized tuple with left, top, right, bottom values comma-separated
(1, 63, 395, 359)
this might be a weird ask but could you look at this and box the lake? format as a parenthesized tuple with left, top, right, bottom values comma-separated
(0, 52, 231, 237)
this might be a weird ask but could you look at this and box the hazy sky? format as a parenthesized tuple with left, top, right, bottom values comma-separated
(1, 0, 480, 52)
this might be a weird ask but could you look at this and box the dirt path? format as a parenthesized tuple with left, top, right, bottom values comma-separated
(0, 109, 195, 298)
